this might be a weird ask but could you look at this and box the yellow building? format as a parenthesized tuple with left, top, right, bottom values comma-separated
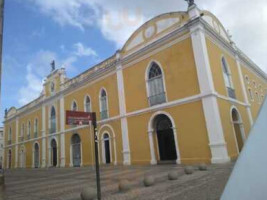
(3, 4, 267, 169)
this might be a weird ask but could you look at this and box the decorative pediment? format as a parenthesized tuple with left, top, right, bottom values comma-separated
(122, 12, 188, 54)
(202, 11, 231, 43)
(7, 107, 17, 118)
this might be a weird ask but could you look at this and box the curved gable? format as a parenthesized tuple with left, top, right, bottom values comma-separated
(201, 11, 231, 43)
(7, 107, 17, 118)
(122, 12, 189, 55)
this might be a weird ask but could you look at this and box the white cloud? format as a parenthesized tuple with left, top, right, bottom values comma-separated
(73, 42, 97, 57)
(27, 0, 267, 72)
(18, 43, 98, 106)
(18, 65, 43, 106)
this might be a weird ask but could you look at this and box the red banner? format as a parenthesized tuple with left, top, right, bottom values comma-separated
(66, 111, 93, 125)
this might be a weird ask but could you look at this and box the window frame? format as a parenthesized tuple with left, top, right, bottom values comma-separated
(50, 106, 57, 134)
(99, 88, 109, 120)
(145, 60, 168, 106)
(84, 95, 92, 112)
(221, 56, 235, 99)
(71, 100, 78, 111)
(248, 88, 254, 101)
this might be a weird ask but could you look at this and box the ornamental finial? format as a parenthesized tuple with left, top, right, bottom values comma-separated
(185, 0, 195, 7)
(51, 60, 55, 72)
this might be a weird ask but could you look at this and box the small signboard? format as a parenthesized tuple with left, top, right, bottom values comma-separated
(66, 110, 93, 125)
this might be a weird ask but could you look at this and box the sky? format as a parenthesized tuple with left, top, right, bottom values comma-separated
(1, 0, 267, 123)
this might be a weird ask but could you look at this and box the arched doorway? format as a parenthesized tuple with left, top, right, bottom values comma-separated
(8, 150, 12, 169)
(154, 114, 177, 161)
(71, 134, 81, 167)
(34, 143, 39, 168)
(51, 139, 57, 167)
(103, 133, 111, 164)
(20, 147, 25, 168)
(232, 109, 244, 152)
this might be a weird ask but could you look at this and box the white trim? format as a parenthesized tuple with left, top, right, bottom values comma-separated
(99, 87, 109, 119)
(101, 132, 113, 164)
(116, 52, 131, 165)
(60, 97, 66, 167)
(235, 56, 253, 126)
(145, 60, 168, 106)
(71, 99, 78, 111)
(248, 87, 254, 102)
(33, 117, 38, 136)
(5, 92, 252, 149)
(41, 105, 46, 168)
(7, 148, 12, 169)
(19, 145, 26, 168)
(84, 94, 92, 112)
(190, 22, 230, 163)
(32, 142, 40, 168)
(98, 124, 117, 165)
(221, 55, 235, 91)
(49, 136, 59, 167)
(15, 118, 19, 168)
(148, 111, 181, 165)
(230, 106, 246, 154)
(70, 133, 82, 167)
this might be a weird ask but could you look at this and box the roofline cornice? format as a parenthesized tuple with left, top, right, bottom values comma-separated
(4, 13, 267, 123)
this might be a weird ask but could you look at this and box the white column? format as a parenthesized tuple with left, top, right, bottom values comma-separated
(235, 55, 254, 126)
(60, 96, 65, 167)
(116, 52, 131, 165)
(15, 117, 19, 168)
(148, 131, 157, 165)
(2, 127, 5, 170)
(189, 5, 230, 163)
(41, 105, 47, 167)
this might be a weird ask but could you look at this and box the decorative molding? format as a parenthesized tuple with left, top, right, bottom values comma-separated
(189, 15, 230, 163)
(116, 52, 131, 165)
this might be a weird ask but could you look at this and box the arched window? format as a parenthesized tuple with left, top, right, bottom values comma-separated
(222, 57, 236, 99)
(8, 127, 12, 145)
(51, 82, 55, 93)
(34, 119, 38, 138)
(245, 75, 249, 84)
(84, 96, 91, 112)
(248, 88, 254, 101)
(147, 62, 166, 106)
(72, 101, 78, 111)
(255, 92, 260, 103)
(50, 106, 56, 134)
(100, 89, 108, 120)
(21, 123, 25, 141)
(27, 121, 31, 139)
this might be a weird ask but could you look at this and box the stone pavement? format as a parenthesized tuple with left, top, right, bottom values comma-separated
(0, 163, 234, 200)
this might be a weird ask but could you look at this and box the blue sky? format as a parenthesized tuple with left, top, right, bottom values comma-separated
(2, 0, 267, 124)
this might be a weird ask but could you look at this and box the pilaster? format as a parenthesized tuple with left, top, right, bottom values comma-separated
(41, 105, 46, 167)
(189, 6, 230, 163)
(15, 117, 19, 168)
(60, 96, 65, 167)
(235, 54, 254, 126)
(116, 52, 131, 165)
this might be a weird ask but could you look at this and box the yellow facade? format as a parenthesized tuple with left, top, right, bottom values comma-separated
(3, 6, 267, 169)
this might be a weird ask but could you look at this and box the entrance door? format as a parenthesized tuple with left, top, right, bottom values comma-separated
(232, 109, 244, 152)
(34, 143, 39, 168)
(71, 134, 81, 167)
(8, 150, 12, 169)
(20, 149, 25, 168)
(51, 139, 57, 167)
(104, 134, 111, 164)
(155, 115, 177, 161)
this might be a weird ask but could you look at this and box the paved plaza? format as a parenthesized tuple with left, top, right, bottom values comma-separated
(0, 163, 234, 200)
